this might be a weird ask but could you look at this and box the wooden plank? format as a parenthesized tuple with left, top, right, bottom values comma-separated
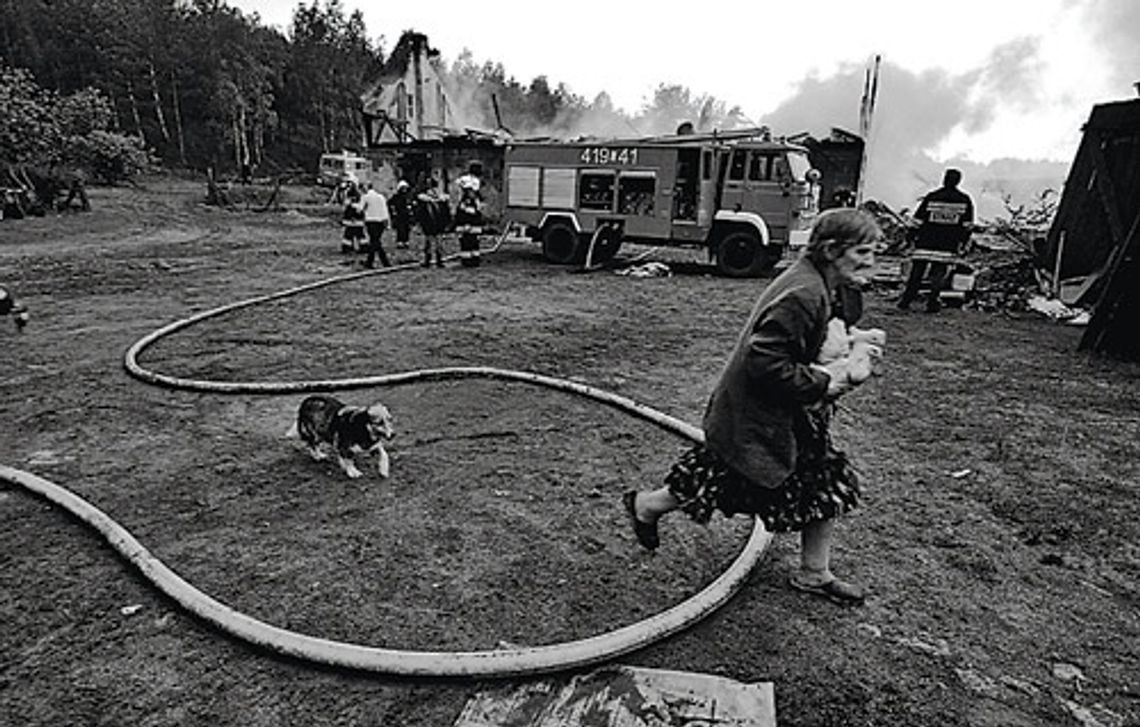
(454, 665, 777, 727)
(1091, 134, 1126, 248)
(1081, 211, 1140, 353)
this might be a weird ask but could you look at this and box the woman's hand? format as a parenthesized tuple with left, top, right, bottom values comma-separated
(818, 318, 851, 364)
(812, 358, 855, 398)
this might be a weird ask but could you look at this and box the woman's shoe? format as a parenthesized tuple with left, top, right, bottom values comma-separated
(622, 490, 659, 550)
(789, 574, 865, 606)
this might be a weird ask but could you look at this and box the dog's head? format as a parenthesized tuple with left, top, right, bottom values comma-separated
(363, 403, 394, 442)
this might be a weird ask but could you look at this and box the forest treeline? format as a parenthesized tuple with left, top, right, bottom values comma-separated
(1, 0, 751, 181)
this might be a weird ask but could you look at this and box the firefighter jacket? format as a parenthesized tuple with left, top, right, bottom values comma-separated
(453, 173, 484, 234)
(416, 192, 451, 236)
(913, 185, 974, 254)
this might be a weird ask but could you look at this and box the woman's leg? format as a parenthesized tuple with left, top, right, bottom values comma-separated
(634, 487, 679, 522)
(623, 486, 679, 550)
(795, 518, 865, 603)
(799, 518, 836, 583)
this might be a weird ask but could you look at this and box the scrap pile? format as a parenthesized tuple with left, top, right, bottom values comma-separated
(966, 253, 1043, 313)
(861, 199, 914, 254)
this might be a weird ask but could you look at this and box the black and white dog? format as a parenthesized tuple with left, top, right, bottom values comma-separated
(287, 394, 394, 479)
(0, 285, 29, 331)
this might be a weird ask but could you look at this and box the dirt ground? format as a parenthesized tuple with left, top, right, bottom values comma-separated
(1, 176, 1138, 727)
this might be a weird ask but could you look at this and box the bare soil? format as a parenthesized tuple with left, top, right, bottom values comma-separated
(1, 177, 1138, 727)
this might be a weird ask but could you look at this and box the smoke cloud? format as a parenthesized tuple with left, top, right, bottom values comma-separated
(1080, 0, 1140, 93)
(439, 29, 1098, 220)
(759, 49, 1069, 218)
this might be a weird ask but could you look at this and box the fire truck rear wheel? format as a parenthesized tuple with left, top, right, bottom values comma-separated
(541, 221, 582, 265)
(715, 230, 775, 278)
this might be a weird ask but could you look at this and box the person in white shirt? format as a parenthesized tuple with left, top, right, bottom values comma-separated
(361, 184, 391, 268)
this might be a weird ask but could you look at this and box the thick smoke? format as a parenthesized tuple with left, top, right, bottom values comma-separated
(439, 38, 1079, 219)
(760, 49, 1069, 218)
(1081, 0, 1140, 93)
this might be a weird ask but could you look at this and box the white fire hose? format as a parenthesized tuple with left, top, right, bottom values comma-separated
(2, 236, 771, 678)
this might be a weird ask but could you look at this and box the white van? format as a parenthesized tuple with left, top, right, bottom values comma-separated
(317, 151, 373, 188)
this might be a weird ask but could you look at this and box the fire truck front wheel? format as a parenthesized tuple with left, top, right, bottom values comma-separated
(715, 230, 778, 278)
(541, 220, 582, 265)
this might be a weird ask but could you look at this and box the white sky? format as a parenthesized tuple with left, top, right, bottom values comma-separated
(232, 0, 1134, 173)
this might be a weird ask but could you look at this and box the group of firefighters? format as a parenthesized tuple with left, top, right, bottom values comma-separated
(338, 161, 486, 270)
(330, 153, 974, 308)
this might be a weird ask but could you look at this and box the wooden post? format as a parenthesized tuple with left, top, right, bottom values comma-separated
(1052, 230, 1066, 298)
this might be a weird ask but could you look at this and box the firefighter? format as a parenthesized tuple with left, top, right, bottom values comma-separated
(454, 161, 484, 267)
(898, 168, 974, 312)
(388, 180, 414, 249)
(416, 177, 451, 268)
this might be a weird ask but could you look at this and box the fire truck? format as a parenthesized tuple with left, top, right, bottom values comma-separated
(503, 130, 820, 277)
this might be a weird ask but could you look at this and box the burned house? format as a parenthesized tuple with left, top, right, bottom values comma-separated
(359, 32, 506, 221)
(356, 32, 865, 231)
(787, 128, 865, 209)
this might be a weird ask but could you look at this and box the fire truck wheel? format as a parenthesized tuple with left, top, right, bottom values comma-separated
(715, 230, 775, 278)
(541, 220, 582, 265)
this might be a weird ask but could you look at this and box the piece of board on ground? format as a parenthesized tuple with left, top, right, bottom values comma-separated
(453, 664, 776, 726)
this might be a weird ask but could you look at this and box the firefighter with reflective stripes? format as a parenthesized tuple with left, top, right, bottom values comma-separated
(898, 168, 974, 312)
(454, 161, 484, 268)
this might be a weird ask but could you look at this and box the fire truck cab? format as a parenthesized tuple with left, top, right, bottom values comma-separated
(504, 135, 819, 277)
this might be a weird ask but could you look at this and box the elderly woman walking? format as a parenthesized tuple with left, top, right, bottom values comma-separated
(623, 208, 882, 605)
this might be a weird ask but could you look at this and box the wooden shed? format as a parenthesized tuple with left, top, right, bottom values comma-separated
(1042, 97, 1140, 360)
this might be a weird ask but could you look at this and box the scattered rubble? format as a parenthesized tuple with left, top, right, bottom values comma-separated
(615, 261, 672, 278)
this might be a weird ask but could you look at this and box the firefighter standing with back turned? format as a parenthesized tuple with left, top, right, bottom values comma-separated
(897, 168, 974, 313)
(454, 161, 484, 267)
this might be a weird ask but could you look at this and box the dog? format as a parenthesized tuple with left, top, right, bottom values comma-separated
(286, 394, 394, 479)
(0, 285, 29, 331)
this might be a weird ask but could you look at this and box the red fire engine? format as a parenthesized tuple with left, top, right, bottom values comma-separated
(503, 130, 820, 277)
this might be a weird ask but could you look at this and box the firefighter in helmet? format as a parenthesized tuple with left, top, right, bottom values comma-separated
(454, 161, 484, 267)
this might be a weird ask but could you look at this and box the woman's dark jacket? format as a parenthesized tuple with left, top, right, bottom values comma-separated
(702, 257, 833, 487)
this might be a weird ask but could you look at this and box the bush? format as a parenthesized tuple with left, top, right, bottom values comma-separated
(63, 131, 153, 185)
(2, 64, 153, 185)
(0, 66, 59, 165)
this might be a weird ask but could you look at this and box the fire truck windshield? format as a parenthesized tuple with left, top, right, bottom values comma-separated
(787, 151, 812, 182)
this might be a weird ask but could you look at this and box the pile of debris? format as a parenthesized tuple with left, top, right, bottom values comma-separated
(966, 254, 1042, 313)
(861, 199, 914, 255)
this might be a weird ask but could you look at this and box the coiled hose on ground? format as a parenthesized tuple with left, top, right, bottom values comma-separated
(1, 231, 771, 677)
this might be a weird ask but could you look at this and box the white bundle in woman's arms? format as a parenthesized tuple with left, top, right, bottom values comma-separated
(817, 319, 887, 386)
(847, 326, 886, 383)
